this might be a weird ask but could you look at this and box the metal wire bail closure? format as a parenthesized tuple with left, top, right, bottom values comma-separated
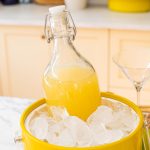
(65, 10, 77, 41)
(44, 9, 76, 43)
(44, 13, 53, 43)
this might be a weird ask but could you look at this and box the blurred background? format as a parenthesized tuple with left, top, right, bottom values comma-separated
(0, 0, 150, 108)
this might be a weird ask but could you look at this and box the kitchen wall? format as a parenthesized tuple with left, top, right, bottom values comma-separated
(88, 0, 107, 5)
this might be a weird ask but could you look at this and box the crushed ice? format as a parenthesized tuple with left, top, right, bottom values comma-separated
(26, 99, 139, 147)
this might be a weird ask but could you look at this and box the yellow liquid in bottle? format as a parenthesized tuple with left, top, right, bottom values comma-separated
(43, 67, 101, 120)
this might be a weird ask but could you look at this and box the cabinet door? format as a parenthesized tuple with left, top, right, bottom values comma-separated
(0, 26, 50, 99)
(74, 28, 109, 91)
(109, 30, 150, 106)
(0, 33, 4, 96)
(0, 78, 2, 96)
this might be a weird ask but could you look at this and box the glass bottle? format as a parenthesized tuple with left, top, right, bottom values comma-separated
(43, 5, 101, 120)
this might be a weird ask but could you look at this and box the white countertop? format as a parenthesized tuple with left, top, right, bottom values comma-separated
(0, 97, 33, 150)
(0, 3, 150, 30)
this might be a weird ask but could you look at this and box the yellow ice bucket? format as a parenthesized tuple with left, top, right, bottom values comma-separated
(108, 0, 150, 12)
(20, 92, 143, 150)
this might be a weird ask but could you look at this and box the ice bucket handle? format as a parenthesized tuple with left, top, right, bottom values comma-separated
(14, 130, 22, 144)
(14, 136, 22, 143)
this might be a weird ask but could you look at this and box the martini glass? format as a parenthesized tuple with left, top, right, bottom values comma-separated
(113, 49, 150, 106)
(113, 49, 150, 149)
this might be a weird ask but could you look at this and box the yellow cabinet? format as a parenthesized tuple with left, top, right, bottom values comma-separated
(0, 26, 109, 99)
(0, 26, 50, 99)
(109, 30, 150, 106)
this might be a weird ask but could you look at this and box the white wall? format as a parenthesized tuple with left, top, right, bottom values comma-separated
(88, 0, 108, 5)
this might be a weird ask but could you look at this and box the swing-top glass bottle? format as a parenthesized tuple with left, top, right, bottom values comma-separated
(43, 6, 101, 120)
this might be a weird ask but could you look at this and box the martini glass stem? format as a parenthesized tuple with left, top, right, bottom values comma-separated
(134, 82, 142, 106)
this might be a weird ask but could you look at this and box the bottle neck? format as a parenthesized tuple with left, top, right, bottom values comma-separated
(48, 11, 80, 67)
(50, 35, 81, 68)
(52, 36, 71, 54)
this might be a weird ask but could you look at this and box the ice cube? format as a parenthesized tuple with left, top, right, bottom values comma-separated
(57, 128, 76, 147)
(106, 106, 138, 133)
(88, 122, 106, 136)
(50, 106, 69, 121)
(30, 116, 49, 140)
(87, 106, 113, 125)
(88, 123, 107, 146)
(47, 117, 57, 127)
(92, 129, 123, 145)
(46, 120, 75, 147)
(47, 121, 66, 143)
(47, 116, 93, 147)
(107, 129, 124, 143)
(64, 116, 93, 147)
(120, 110, 139, 132)
(106, 111, 123, 129)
